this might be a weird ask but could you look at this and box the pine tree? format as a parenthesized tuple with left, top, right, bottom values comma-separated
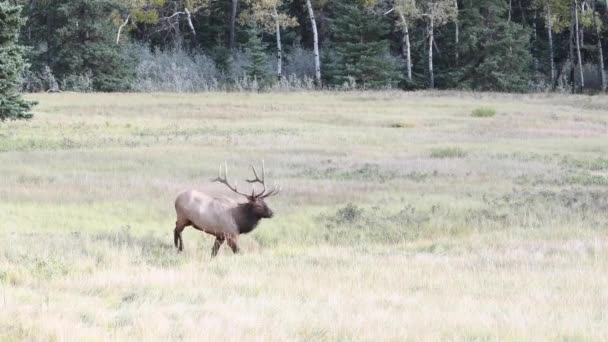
(0, 2, 34, 122)
(456, 0, 533, 92)
(26, 0, 134, 91)
(325, 0, 401, 88)
(244, 26, 270, 82)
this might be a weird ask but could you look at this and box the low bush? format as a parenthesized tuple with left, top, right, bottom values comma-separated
(430, 147, 467, 159)
(471, 107, 496, 117)
(317, 203, 430, 244)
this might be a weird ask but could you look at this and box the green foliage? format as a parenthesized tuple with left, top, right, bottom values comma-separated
(7, 0, 608, 93)
(26, 0, 135, 91)
(471, 106, 496, 117)
(324, 0, 401, 89)
(0, 2, 34, 121)
(244, 26, 271, 82)
(430, 147, 467, 159)
(562, 157, 608, 171)
(455, 0, 533, 92)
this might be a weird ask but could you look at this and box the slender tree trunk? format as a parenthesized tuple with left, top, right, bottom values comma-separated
(518, 0, 526, 25)
(305, 0, 321, 86)
(172, 1, 182, 47)
(532, 11, 537, 41)
(116, 15, 130, 44)
(546, 3, 556, 89)
(569, 12, 576, 93)
(273, 5, 282, 81)
(28, 0, 37, 41)
(532, 10, 538, 75)
(229, 0, 238, 49)
(574, 0, 584, 92)
(184, 8, 196, 36)
(397, 8, 412, 82)
(46, 6, 54, 67)
(508, 0, 512, 22)
(428, 17, 434, 89)
(591, 0, 606, 91)
(454, 0, 459, 64)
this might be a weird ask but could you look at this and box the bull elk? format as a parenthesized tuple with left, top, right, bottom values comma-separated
(173, 161, 280, 257)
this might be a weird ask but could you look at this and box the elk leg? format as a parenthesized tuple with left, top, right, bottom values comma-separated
(211, 236, 225, 258)
(174, 221, 188, 252)
(227, 237, 240, 254)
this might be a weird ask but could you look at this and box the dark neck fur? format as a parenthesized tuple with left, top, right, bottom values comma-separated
(233, 203, 262, 234)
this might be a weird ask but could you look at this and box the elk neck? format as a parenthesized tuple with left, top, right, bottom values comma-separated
(232, 202, 262, 234)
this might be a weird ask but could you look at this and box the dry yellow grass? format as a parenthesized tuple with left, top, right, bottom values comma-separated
(1, 91, 608, 340)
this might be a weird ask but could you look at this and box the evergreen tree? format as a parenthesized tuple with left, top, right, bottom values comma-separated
(456, 0, 533, 92)
(324, 0, 401, 88)
(0, 2, 34, 121)
(244, 26, 270, 82)
(196, 0, 234, 50)
(9, 0, 608, 93)
(26, 0, 134, 91)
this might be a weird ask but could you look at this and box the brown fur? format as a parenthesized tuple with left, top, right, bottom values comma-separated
(173, 163, 279, 257)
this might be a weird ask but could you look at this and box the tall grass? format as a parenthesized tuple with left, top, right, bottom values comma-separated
(1, 92, 608, 340)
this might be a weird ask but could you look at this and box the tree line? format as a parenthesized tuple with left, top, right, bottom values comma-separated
(2, 0, 608, 96)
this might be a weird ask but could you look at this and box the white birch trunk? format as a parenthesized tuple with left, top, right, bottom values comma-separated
(273, 6, 282, 81)
(429, 17, 434, 89)
(591, 0, 606, 91)
(546, 4, 555, 88)
(185, 8, 196, 36)
(454, 0, 459, 63)
(397, 8, 412, 82)
(116, 15, 130, 44)
(574, 0, 585, 91)
(229, 0, 238, 49)
(306, 0, 321, 86)
(569, 12, 576, 93)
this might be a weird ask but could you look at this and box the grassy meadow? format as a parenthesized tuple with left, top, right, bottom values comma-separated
(1, 91, 608, 340)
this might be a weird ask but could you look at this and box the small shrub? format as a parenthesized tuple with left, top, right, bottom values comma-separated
(61, 72, 94, 92)
(318, 203, 428, 244)
(566, 173, 608, 186)
(271, 74, 316, 91)
(129, 44, 221, 92)
(284, 43, 316, 79)
(335, 203, 363, 224)
(562, 157, 608, 171)
(388, 120, 415, 129)
(20, 65, 59, 92)
(430, 147, 467, 159)
(471, 106, 496, 118)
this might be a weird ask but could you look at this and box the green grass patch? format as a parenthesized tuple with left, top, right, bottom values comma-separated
(430, 147, 467, 159)
(471, 106, 496, 118)
(562, 157, 608, 171)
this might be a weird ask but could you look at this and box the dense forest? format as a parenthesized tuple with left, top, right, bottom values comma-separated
(4, 0, 608, 93)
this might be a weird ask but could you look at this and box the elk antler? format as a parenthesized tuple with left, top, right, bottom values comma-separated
(211, 161, 250, 197)
(247, 160, 281, 198)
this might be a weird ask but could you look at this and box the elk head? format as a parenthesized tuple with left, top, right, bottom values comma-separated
(211, 161, 281, 220)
